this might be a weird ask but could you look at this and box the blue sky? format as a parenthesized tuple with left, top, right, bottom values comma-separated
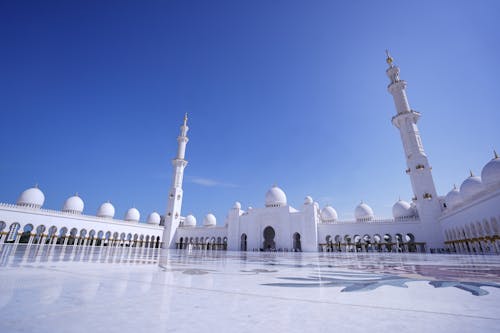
(0, 0, 499, 223)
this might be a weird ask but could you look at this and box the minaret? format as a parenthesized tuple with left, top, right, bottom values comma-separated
(386, 51, 443, 248)
(162, 113, 189, 249)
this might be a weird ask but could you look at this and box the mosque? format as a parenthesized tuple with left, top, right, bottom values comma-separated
(0, 55, 499, 254)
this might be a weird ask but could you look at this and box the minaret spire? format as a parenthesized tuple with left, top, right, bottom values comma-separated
(162, 114, 190, 249)
(386, 52, 442, 249)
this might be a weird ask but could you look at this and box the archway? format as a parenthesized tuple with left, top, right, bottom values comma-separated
(292, 233, 301, 252)
(263, 226, 275, 251)
(240, 233, 247, 251)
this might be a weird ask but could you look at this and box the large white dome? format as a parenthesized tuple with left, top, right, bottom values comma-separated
(203, 213, 216, 227)
(265, 185, 287, 207)
(125, 208, 140, 222)
(147, 212, 161, 224)
(355, 202, 374, 221)
(62, 194, 84, 214)
(481, 152, 500, 186)
(445, 186, 462, 209)
(97, 201, 115, 218)
(17, 186, 45, 208)
(320, 205, 338, 222)
(184, 214, 197, 227)
(460, 173, 483, 200)
(392, 200, 415, 219)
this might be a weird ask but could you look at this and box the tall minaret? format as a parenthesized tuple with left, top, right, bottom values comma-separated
(162, 113, 189, 249)
(386, 51, 443, 248)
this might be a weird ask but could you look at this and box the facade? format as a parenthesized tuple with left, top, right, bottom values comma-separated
(1, 55, 499, 254)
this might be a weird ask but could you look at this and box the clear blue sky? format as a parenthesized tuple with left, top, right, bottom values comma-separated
(0, 0, 499, 223)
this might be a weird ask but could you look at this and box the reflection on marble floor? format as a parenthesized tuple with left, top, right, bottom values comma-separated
(1, 244, 500, 333)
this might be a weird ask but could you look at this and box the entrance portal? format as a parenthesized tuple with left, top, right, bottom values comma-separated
(293, 232, 301, 252)
(263, 226, 276, 251)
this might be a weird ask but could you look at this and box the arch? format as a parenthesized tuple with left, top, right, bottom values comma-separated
(68, 228, 78, 245)
(263, 226, 276, 251)
(353, 235, 361, 244)
(33, 225, 46, 244)
(334, 235, 341, 243)
(179, 237, 184, 249)
(373, 234, 381, 243)
(19, 223, 34, 243)
(0, 221, 6, 233)
(405, 233, 415, 243)
(155, 236, 160, 248)
(240, 233, 247, 251)
(6, 222, 21, 243)
(292, 232, 301, 252)
(47, 226, 57, 244)
(222, 237, 228, 250)
(325, 235, 332, 243)
(57, 227, 68, 244)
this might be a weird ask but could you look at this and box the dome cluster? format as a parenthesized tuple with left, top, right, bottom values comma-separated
(392, 199, 416, 219)
(15, 186, 162, 225)
(444, 151, 500, 210)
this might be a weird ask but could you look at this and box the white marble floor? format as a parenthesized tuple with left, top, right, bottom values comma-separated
(0, 244, 499, 332)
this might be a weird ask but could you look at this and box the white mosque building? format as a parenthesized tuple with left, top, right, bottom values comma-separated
(0, 55, 499, 254)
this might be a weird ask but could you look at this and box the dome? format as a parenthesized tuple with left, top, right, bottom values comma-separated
(62, 194, 84, 214)
(232, 201, 242, 210)
(124, 208, 140, 222)
(355, 202, 374, 221)
(17, 186, 45, 208)
(97, 201, 115, 218)
(203, 213, 216, 227)
(147, 212, 161, 224)
(445, 186, 462, 209)
(392, 199, 415, 219)
(304, 196, 313, 205)
(481, 151, 500, 186)
(459, 173, 483, 200)
(320, 205, 338, 222)
(265, 185, 287, 207)
(184, 214, 197, 227)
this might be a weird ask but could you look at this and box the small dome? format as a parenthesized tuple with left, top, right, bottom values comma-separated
(184, 214, 197, 227)
(481, 152, 500, 186)
(97, 201, 115, 218)
(445, 186, 462, 209)
(460, 173, 483, 200)
(203, 213, 216, 226)
(62, 194, 84, 214)
(247, 206, 253, 211)
(320, 205, 338, 222)
(232, 201, 242, 210)
(392, 200, 415, 219)
(355, 202, 374, 221)
(304, 196, 313, 205)
(17, 186, 45, 208)
(147, 212, 161, 224)
(265, 185, 287, 207)
(125, 208, 140, 222)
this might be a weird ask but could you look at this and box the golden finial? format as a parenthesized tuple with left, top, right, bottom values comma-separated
(453, 184, 457, 190)
(494, 149, 498, 159)
(385, 49, 394, 66)
(469, 170, 474, 177)
(183, 113, 188, 125)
